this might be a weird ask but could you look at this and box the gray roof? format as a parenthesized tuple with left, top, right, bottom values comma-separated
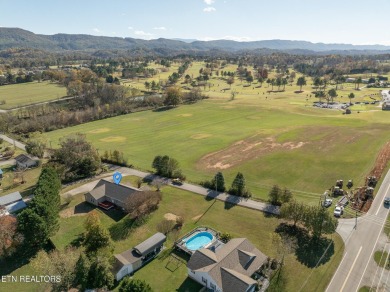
(113, 232, 167, 273)
(0, 191, 22, 206)
(88, 179, 141, 203)
(133, 232, 166, 256)
(14, 154, 36, 164)
(187, 238, 267, 292)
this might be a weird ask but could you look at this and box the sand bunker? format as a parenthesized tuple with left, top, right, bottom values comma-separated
(198, 136, 307, 170)
(99, 136, 127, 143)
(88, 128, 110, 134)
(191, 134, 212, 140)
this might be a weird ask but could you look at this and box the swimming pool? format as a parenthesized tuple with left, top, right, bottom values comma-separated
(185, 231, 214, 251)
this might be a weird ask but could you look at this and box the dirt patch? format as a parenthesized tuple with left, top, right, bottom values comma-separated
(164, 213, 179, 221)
(369, 141, 390, 179)
(177, 113, 193, 117)
(191, 134, 212, 140)
(99, 136, 127, 143)
(191, 214, 203, 221)
(88, 128, 110, 134)
(198, 135, 307, 170)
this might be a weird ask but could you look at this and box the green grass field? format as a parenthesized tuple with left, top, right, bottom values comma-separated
(45, 95, 390, 204)
(0, 81, 67, 109)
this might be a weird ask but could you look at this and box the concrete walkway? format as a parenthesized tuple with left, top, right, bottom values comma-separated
(64, 166, 280, 215)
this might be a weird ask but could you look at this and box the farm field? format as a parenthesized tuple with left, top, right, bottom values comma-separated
(0, 81, 67, 109)
(45, 91, 390, 204)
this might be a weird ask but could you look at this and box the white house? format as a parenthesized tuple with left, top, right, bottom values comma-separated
(187, 238, 268, 292)
(0, 191, 26, 216)
(113, 232, 166, 281)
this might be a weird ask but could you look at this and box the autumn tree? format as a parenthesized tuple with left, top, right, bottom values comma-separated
(0, 215, 23, 258)
(164, 86, 182, 107)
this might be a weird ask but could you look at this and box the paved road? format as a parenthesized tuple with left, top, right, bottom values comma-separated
(326, 169, 390, 292)
(0, 134, 26, 151)
(64, 166, 280, 215)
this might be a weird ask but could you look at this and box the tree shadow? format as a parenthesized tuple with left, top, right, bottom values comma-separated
(275, 223, 334, 268)
(70, 233, 84, 248)
(152, 106, 175, 112)
(224, 194, 241, 210)
(109, 216, 136, 241)
(176, 277, 203, 292)
(263, 204, 280, 217)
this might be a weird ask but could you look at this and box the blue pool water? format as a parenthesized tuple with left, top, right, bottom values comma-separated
(185, 231, 214, 251)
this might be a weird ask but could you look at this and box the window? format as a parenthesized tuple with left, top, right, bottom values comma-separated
(202, 277, 207, 285)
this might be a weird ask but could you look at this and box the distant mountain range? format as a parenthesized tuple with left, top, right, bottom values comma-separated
(1, 27, 390, 55)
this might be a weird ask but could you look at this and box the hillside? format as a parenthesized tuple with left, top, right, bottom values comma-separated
(1, 27, 390, 54)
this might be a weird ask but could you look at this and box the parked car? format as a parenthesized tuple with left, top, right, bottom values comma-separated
(323, 198, 333, 208)
(172, 178, 183, 185)
(384, 197, 390, 206)
(334, 206, 344, 217)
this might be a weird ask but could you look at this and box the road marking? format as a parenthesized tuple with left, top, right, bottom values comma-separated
(325, 252, 348, 292)
(376, 183, 390, 216)
(340, 246, 362, 292)
(356, 211, 389, 291)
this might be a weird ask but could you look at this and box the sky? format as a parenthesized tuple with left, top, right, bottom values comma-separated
(1, 0, 390, 45)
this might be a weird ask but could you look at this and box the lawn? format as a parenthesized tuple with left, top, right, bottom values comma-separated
(374, 250, 390, 270)
(49, 176, 343, 292)
(0, 81, 67, 109)
(0, 164, 42, 197)
(45, 95, 390, 204)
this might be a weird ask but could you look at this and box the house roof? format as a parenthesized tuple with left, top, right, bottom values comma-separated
(133, 232, 167, 256)
(5, 200, 27, 213)
(14, 154, 36, 164)
(187, 238, 267, 292)
(0, 191, 22, 206)
(87, 179, 141, 203)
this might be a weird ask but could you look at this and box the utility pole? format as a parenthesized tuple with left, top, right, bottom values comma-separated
(355, 211, 358, 229)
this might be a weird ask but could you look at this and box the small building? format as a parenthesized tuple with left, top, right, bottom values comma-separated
(346, 78, 356, 83)
(0, 191, 26, 215)
(113, 232, 167, 281)
(85, 179, 142, 211)
(187, 238, 268, 292)
(14, 154, 38, 169)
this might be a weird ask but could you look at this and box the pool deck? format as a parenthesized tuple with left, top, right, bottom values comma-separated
(175, 226, 223, 255)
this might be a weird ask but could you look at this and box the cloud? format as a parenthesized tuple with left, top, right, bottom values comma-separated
(134, 30, 154, 39)
(203, 7, 216, 12)
(153, 26, 166, 30)
(92, 28, 101, 33)
(128, 26, 133, 30)
(204, 0, 215, 4)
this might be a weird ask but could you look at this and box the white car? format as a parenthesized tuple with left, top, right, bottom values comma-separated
(323, 198, 333, 208)
(334, 206, 343, 217)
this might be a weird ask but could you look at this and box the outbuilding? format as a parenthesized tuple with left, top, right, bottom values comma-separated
(113, 232, 167, 281)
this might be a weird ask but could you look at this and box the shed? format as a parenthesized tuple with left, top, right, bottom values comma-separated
(133, 232, 167, 256)
(6, 200, 27, 213)
(113, 232, 167, 281)
(0, 191, 22, 206)
(14, 154, 38, 169)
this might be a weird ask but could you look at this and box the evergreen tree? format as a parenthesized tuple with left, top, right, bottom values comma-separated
(83, 211, 113, 254)
(119, 278, 153, 292)
(230, 172, 246, 197)
(74, 254, 91, 290)
(211, 172, 225, 192)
